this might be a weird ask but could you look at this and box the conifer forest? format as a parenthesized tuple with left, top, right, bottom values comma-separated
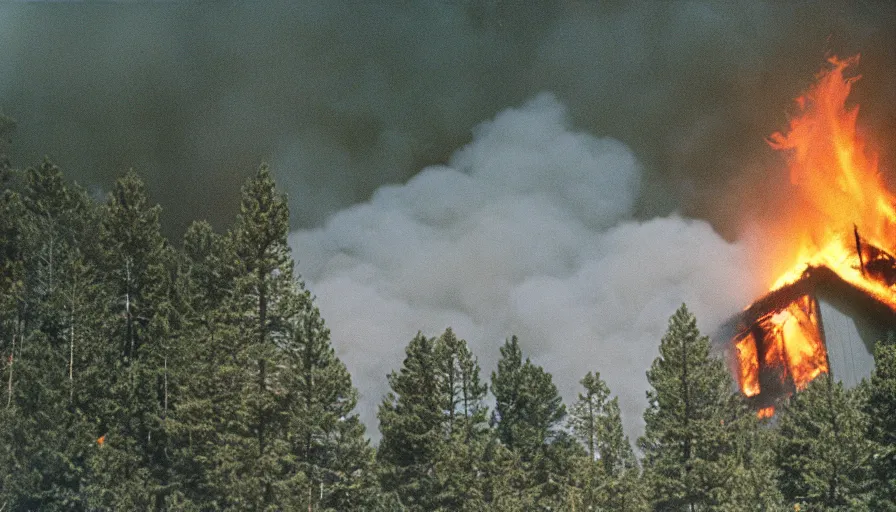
(1, 131, 894, 510)
(2, 3, 896, 510)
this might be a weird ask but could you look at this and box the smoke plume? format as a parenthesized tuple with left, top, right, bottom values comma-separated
(291, 94, 766, 436)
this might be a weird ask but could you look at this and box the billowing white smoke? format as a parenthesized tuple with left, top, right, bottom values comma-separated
(289, 93, 764, 438)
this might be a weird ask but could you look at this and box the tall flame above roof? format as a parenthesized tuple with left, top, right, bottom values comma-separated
(766, 55, 896, 306)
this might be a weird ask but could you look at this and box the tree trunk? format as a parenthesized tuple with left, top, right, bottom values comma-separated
(163, 354, 168, 418)
(256, 265, 272, 506)
(6, 333, 13, 408)
(69, 312, 74, 403)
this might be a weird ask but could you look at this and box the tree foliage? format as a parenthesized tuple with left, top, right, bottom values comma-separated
(490, 335, 581, 509)
(1, 155, 889, 511)
(0, 162, 375, 510)
(866, 334, 896, 510)
(776, 374, 871, 510)
(568, 370, 644, 510)
(378, 328, 491, 511)
(639, 303, 746, 511)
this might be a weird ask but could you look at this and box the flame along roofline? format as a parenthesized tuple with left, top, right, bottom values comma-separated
(739, 264, 896, 331)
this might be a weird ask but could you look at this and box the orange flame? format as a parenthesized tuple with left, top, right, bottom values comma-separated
(733, 296, 828, 404)
(757, 406, 775, 419)
(734, 332, 760, 397)
(767, 55, 896, 304)
(736, 55, 896, 411)
(766, 296, 828, 390)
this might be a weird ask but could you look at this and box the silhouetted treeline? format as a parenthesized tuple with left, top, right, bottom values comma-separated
(1, 156, 894, 510)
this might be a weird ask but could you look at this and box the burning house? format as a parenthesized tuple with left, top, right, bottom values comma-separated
(716, 55, 896, 415)
(716, 232, 896, 416)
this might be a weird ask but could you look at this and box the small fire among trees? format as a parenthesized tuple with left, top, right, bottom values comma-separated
(725, 55, 896, 416)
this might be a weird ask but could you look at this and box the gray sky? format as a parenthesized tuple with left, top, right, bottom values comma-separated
(2, 0, 895, 437)
(2, 1, 893, 237)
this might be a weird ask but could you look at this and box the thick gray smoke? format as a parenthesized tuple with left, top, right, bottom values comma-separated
(290, 94, 766, 436)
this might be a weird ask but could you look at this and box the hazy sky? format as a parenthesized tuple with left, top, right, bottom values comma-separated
(2, 1, 894, 235)
(2, 1, 894, 436)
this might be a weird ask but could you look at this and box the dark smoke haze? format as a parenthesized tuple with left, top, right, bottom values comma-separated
(2, 1, 895, 436)
(2, 1, 894, 235)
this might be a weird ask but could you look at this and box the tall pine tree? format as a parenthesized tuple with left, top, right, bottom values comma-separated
(378, 328, 490, 510)
(638, 304, 745, 510)
(490, 335, 579, 509)
(568, 370, 643, 510)
(217, 163, 300, 509)
(432, 328, 490, 510)
(165, 220, 240, 509)
(491, 336, 565, 455)
(776, 374, 871, 509)
(0, 161, 103, 510)
(378, 332, 445, 510)
(282, 286, 377, 511)
(85, 170, 178, 510)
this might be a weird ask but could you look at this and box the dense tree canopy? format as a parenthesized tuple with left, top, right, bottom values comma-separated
(867, 335, 896, 510)
(776, 374, 871, 510)
(0, 158, 890, 511)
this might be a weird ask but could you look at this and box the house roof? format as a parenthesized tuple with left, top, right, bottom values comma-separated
(736, 265, 896, 334)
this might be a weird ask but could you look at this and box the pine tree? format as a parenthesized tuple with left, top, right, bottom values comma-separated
(0, 165, 27, 508)
(212, 163, 299, 509)
(432, 328, 490, 510)
(491, 336, 565, 455)
(282, 286, 377, 511)
(169, 166, 377, 510)
(866, 335, 896, 509)
(727, 413, 783, 511)
(180, 220, 237, 321)
(378, 328, 490, 510)
(776, 374, 871, 509)
(378, 332, 443, 510)
(638, 303, 745, 510)
(18, 162, 103, 405)
(490, 335, 578, 509)
(165, 220, 240, 509)
(0, 164, 24, 416)
(568, 371, 643, 510)
(0, 162, 108, 510)
(85, 170, 177, 510)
